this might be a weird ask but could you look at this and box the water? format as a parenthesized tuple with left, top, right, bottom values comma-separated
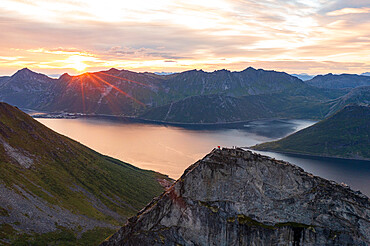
(36, 117, 370, 196)
(252, 150, 370, 196)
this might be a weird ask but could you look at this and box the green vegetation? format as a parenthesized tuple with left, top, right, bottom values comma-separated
(0, 223, 17, 240)
(198, 201, 219, 213)
(252, 105, 370, 160)
(234, 215, 275, 229)
(0, 103, 169, 244)
(0, 207, 9, 217)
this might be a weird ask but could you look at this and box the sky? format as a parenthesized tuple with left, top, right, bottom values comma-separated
(0, 0, 369, 76)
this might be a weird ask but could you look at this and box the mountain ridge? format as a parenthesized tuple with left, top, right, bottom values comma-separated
(2, 67, 367, 124)
(0, 67, 310, 118)
(306, 73, 370, 89)
(251, 104, 370, 160)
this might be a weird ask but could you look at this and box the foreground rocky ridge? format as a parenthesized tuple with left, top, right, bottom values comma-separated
(102, 148, 370, 245)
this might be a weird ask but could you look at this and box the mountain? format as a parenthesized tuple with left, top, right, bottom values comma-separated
(251, 105, 370, 160)
(0, 67, 306, 114)
(306, 73, 370, 89)
(291, 73, 314, 81)
(0, 67, 353, 123)
(361, 72, 370, 76)
(0, 76, 10, 85)
(46, 67, 307, 116)
(0, 68, 164, 115)
(0, 68, 56, 109)
(101, 148, 370, 245)
(154, 72, 174, 75)
(140, 94, 276, 123)
(140, 86, 346, 123)
(324, 86, 370, 116)
(43, 69, 162, 115)
(161, 67, 305, 98)
(0, 102, 169, 245)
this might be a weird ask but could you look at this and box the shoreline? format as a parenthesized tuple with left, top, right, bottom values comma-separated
(246, 147, 370, 162)
(29, 110, 318, 129)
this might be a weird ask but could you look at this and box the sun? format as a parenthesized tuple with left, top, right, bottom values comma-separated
(67, 55, 88, 72)
(73, 60, 87, 72)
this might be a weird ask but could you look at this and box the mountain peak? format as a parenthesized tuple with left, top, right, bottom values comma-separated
(20, 67, 31, 72)
(12, 67, 48, 79)
(242, 66, 257, 72)
(59, 72, 71, 79)
(214, 68, 230, 73)
(102, 147, 369, 245)
(14, 67, 34, 75)
(107, 68, 120, 73)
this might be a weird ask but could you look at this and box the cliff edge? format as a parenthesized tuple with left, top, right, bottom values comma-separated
(101, 148, 370, 245)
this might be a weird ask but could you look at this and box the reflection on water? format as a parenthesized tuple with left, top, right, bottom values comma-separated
(36, 118, 369, 196)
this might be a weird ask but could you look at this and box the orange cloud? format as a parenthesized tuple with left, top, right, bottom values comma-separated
(327, 7, 370, 16)
(0, 0, 369, 75)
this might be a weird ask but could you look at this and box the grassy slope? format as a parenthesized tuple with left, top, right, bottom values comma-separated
(252, 105, 370, 160)
(0, 103, 168, 245)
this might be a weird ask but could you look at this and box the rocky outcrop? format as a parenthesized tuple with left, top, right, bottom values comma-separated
(102, 148, 370, 246)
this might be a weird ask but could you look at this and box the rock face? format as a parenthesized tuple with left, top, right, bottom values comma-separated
(102, 148, 370, 246)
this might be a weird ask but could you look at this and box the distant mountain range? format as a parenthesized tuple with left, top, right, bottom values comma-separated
(252, 104, 370, 160)
(0, 67, 369, 123)
(290, 73, 314, 81)
(306, 73, 370, 89)
(0, 102, 169, 245)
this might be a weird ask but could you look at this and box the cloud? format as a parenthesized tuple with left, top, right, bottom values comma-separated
(0, 0, 369, 75)
(327, 7, 370, 16)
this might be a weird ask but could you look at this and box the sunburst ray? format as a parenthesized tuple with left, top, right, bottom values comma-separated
(90, 73, 146, 106)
